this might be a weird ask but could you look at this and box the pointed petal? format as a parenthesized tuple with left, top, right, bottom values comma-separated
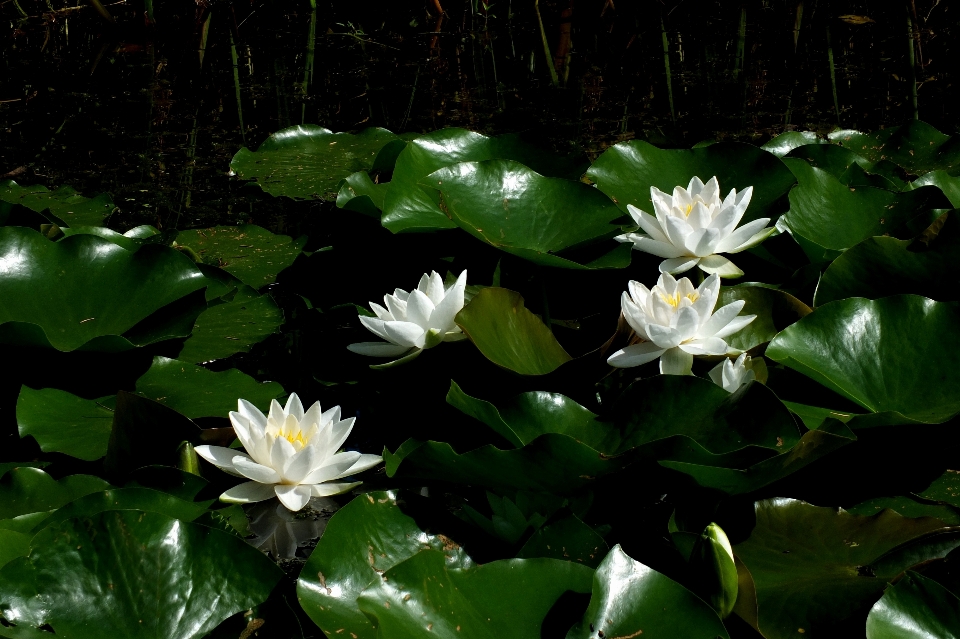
(701, 176, 720, 203)
(659, 347, 694, 375)
(663, 215, 692, 249)
(675, 306, 701, 341)
(714, 218, 771, 253)
(430, 271, 466, 332)
(302, 451, 363, 484)
(301, 401, 324, 430)
(689, 227, 722, 256)
(697, 300, 746, 338)
(195, 445, 248, 477)
(425, 271, 445, 303)
(344, 454, 383, 475)
(220, 481, 276, 504)
(284, 393, 304, 421)
(318, 416, 356, 460)
(271, 435, 296, 472)
(606, 342, 666, 368)
(268, 399, 285, 426)
(713, 313, 757, 339)
(698, 254, 744, 278)
(383, 321, 426, 348)
(232, 455, 282, 484)
(630, 206, 672, 243)
(630, 236, 688, 258)
(659, 256, 700, 274)
(282, 445, 317, 484)
(347, 342, 414, 357)
(310, 482, 361, 497)
(405, 289, 436, 327)
(237, 399, 267, 433)
(708, 360, 726, 388)
(275, 484, 313, 512)
(646, 323, 683, 349)
(369, 302, 393, 321)
(726, 226, 777, 254)
(384, 294, 407, 321)
(678, 337, 729, 355)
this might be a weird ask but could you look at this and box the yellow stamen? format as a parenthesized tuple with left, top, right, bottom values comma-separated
(659, 291, 700, 308)
(684, 203, 694, 217)
(278, 428, 308, 447)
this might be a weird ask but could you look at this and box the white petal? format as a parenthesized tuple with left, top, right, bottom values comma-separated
(405, 289, 436, 328)
(318, 416, 356, 460)
(195, 445, 248, 477)
(237, 399, 267, 433)
(675, 306, 701, 341)
(631, 236, 688, 259)
(708, 360, 726, 388)
(228, 413, 260, 461)
(271, 435, 296, 471)
(660, 348, 694, 375)
(700, 177, 720, 203)
(344, 454, 384, 475)
(384, 294, 407, 321)
(659, 256, 701, 274)
(359, 316, 395, 343)
(726, 226, 777, 254)
(284, 393, 305, 421)
(698, 254, 744, 278)
(607, 342, 666, 368)
(678, 337, 729, 355)
(275, 484, 313, 512)
(647, 323, 683, 349)
(425, 271, 445, 303)
(302, 451, 363, 484)
(268, 399, 285, 426)
(301, 401, 324, 430)
(713, 314, 757, 339)
(232, 455, 282, 484)
(347, 342, 414, 357)
(310, 482, 361, 497)
(629, 206, 672, 243)
(689, 228, 722, 256)
(220, 481, 277, 504)
(370, 302, 393, 321)
(430, 270, 466, 332)
(282, 445, 317, 484)
(697, 300, 746, 338)
(715, 218, 771, 253)
(663, 215, 693, 249)
(383, 321, 427, 348)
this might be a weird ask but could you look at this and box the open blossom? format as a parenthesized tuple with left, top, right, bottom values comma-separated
(709, 353, 758, 393)
(607, 272, 756, 375)
(348, 270, 467, 364)
(195, 394, 381, 512)
(615, 176, 774, 278)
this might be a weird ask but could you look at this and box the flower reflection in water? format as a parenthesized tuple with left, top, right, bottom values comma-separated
(246, 497, 340, 560)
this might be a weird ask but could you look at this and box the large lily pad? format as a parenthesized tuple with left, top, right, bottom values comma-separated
(567, 545, 729, 639)
(455, 287, 572, 375)
(917, 469, 960, 510)
(585, 140, 797, 223)
(0, 180, 115, 227)
(336, 170, 390, 217)
(229, 126, 402, 200)
(0, 510, 282, 639)
(356, 550, 594, 639)
(0, 531, 30, 571)
(734, 498, 956, 638)
(909, 171, 960, 207)
(174, 224, 306, 288)
(866, 571, 960, 639)
(16, 387, 114, 461)
(717, 284, 812, 351)
(31, 487, 211, 533)
(766, 296, 960, 422)
(380, 128, 587, 232)
(814, 215, 960, 305)
(778, 158, 950, 252)
(760, 131, 828, 157)
(0, 468, 110, 521)
(423, 159, 628, 268)
(176, 285, 283, 364)
(830, 121, 960, 175)
(0, 227, 207, 352)
(297, 490, 472, 639)
(516, 515, 609, 568)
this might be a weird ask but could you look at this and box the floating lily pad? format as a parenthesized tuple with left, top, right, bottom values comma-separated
(917, 469, 960, 510)
(866, 571, 960, 639)
(33, 487, 212, 533)
(175, 224, 306, 288)
(298, 490, 472, 639)
(909, 171, 960, 207)
(356, 549, 594, 639)
(567, 545, 729, 639)
(0, 180, 115, 227)
(176, 285, 283, 364)
(0, 530, 30, 571)
(381, 128, 587, 232)
(760, 131, 827, 157)
(734, 498, 956, 638)
(830, 121, 960, 175)
(16, 387, 114, 461)
(766, 296, 960, 422)
(424, 159, 629, 268)
(336, 170, 390, 217)
(586, 140, 797, 223)
(717, 284, 811, 352)
(0, 227, 207, 352)
(455, 287, 571, 375)
(0, 510, 282, 639)
(786, 143, 874, 179)
(0, 468, 110, 521)
(516, 515, 609, 568)
(845, 495, 960, 526)
(229, 126, 402, 200)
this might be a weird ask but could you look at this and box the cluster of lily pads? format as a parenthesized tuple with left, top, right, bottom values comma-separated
(1, 119, 959, 638)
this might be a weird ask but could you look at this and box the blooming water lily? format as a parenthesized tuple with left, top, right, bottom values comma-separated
(615, 176, 774, 278)
(709, 353, 759, 393)
(607, 272, 756, 375)
(348, 270, 468, 365)
(195, 393, 382, 512)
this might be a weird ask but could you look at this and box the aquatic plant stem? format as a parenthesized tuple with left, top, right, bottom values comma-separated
(826, 23, 841, 126)
(301, 0, 317, 124)
(534, 0, 559, 87)
(229, 27, 247, 145)
(661, 14, 675, 124)
(905, 2, 919, 120)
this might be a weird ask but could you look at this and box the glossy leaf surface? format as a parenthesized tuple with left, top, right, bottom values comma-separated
(16, 387, 114, 461)
(517, 515, 609, 568)
(0, 468, 110, 520)
(176, 285, 283, 363)
(717, 284, 811, 351)
(0, 180, 115, 227)
(175, 224, 306, 287)
(760, 131, 827, 157)
(866, 571, 960, 639)
(336, 170, 389, 217)
(831, 121, 960, 175)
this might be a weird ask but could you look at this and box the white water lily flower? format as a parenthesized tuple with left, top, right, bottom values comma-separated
(615, 176, 774, 278)
(348, 270, 468, 363)
(607, 272, 756, 375)
(709, 353, 757, 393)
(195, 394, 382, 512)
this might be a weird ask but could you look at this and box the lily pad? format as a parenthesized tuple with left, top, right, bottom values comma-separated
(381, 128, 588, 233)
(866, 571, 960, 639)
(229, 126, 402, 200)
(917, 469, 960, 510)
(909, 171, 960, 207)
(0, 468, 110, 521)
(336, 170, 390, 217)
(0, 227, 207, 352)
(717, 284, 812, 351)
(0, 180, 115, 227)
(32, 487, 212, 533)
(0, 531, 30, 571)
(585, 140, 797, 223)
(16, 387, 114, 461)
(455, 287, 572, 375)
(786, 143, 874, 179)
(0, 510, 282, 639)
(760, 131, 827, 157)
(423, 159, 629, 268)
(830, 121, 960, 175)
(845, 495, 960, 526)
(356, 549, 594, 639)
(734, 498, 956, 638)
(297, 490, 471, 639)
(135, 356, 284, 418)
(766, 296, 960, 422)
(174, 224, 306, 288)
(566, 545, 729, 639)
(176, 285, 283, 364)
(516, 515, 609, 568)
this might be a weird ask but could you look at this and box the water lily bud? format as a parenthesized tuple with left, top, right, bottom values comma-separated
(177, 441, 201, 477)
(688, 522, 739, 619)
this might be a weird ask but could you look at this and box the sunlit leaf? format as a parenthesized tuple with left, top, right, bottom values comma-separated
(0, 468, 110, 521)
(866, 571, 960, 639)
(174, 224, 306, 288)
(0, 180, 115, 227)
(830, 121, 960, 175)
(176, 285, 283, 364)
(16, 387, 114, 461)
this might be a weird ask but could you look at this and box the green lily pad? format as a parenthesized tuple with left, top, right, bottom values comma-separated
(125, 466, 212, 502)
(0, 530, 30, 571)
(176, 285, 283, 364)
(336, 170, 389, 217)
(135, 356, 284, 418)
(760, 131, 827, 157)
(0, 227, 208, 352)
(298, 490, 472, 639)
(229, 125, 402, 200)
(0, 510, 282, 639)
(0, 463, 47, 479)
(0, 468, 110, 521)
(846, 495, 960, 526)
(516, 515, 609, 568)
(830, 121, 960, 175)
(356, 549, 594, 639)
(717, 284, 811, 351)
(766, 296, 960, 422)
(917, 469, 960, 509)
(381, 128, 587, 233)
(32, 487, 212, 533)
(782, 401, 858, 430)
(567, 545, 729, 639)
(174, 225, 306, 288)
(779, 158, 951, 251)
(0, 180, 115, 227)
(734, 498, 955, 638)
(424, 159, 628, 268)
(866, 571, 960, 639)
(58, 225, 153, 250)
(455, 287, 572, 375)
(909, 171, 960, 207)
(16, 387, 114, 461)
(586, 140, 797, 223)
(814, 215, 960, 305)
(786, 143, 874, 179)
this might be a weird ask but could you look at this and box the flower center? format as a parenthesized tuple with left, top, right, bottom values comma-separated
(684, 203, 694, 217)
(659, 291, 699, 308)
(278, 427, 308, 448)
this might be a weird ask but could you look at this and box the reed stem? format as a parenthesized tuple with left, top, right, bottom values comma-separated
(826, 23, 841, 125)
(301, 0, 317, 124)
(661, 14, 675, 124)
(905, 2, 919, 120)
(534, 0, 560, 87)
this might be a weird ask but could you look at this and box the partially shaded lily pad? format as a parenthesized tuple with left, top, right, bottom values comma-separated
(866, 571, 960, 639)
(846, 495, 960, 526)
(760, 131, 827, 157)
(16, 387, 114, 461)
(455, 287, 572, 375)
(717, 284, 811, 351)
(176, 285, 283, 364)
(0, 510, 282, 639)
(0, 180, 115, 227)
(336, 170, 389, 217)
(918, 469, 960, 510)
(516, 515, 609, 568)
(766, 296, 960, 422)
(32, 487, 212, 533)
(0, 468, 110, 521)
(909, 171, 960, 207)
(0, 530, 30, 571)
(174, 225, 306, 288)
(830, 121, 960, 175)
(229, 126, 401, 200)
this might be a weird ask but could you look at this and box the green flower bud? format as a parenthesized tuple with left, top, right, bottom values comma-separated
(688, 522, 739, 619)
(177, 441, 202, 477)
